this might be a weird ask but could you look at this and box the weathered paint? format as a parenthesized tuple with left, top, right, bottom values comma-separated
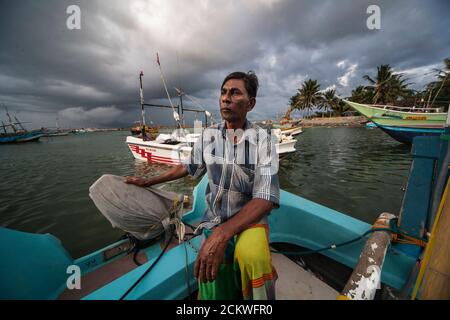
(341, 213, 395, 300)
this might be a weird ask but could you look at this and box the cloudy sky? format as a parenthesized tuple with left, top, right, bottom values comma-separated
(0, 0, 449, 129)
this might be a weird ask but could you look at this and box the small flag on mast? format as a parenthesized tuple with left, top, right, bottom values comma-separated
(156, 53, 160, 66)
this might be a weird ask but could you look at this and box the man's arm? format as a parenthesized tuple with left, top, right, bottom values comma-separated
(194, 198, 274, 283)
(217, 198, 273, 239)
(125, 131, 206, 188)
(125, 164, 188, 187)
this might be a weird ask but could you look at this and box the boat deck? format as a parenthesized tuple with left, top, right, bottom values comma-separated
(59, 238, 338, 300)
(272, 253, 338, 300)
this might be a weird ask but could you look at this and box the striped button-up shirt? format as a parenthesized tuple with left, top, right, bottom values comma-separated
(183, 120, 280, 229)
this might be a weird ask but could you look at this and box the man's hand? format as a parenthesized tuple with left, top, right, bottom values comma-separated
(124, 165, 189, 189)
(124, 176, 152, 187)
(194, 227, 230, 283)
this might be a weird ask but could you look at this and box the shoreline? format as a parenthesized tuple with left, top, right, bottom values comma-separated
(295, 116, 367, 128)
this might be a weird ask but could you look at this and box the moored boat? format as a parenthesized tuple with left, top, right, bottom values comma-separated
(41, 129, 69, 137)
(343, 100, 446, 127)
(365, 121, 377, 129)
(343, 100, 447, 143)
(0, 130, 43, 143)
(130, 121, 159, 136)
(272, 119, 303, 137)
(376, 125, 444, 144)
(41, 118, 69, 137)
(1, 110, 43, 143)
(126, 128, 297, 164)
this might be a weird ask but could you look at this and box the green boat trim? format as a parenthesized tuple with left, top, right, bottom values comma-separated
(343, 100, 447, 128)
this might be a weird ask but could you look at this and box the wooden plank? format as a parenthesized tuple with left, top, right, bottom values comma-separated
(420, 181, 450, 299)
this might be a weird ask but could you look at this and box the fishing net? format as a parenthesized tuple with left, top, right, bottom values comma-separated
(89, 174, 185, 241)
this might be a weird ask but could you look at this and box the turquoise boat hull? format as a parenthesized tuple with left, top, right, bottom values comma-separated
(343, 100, 447, 144)
(377, 125, 444, 144)
(0, 130, 43, 143)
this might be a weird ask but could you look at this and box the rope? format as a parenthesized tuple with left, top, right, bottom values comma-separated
(183, 241, 192, 300)
(372, 221, 427, 248)
(119, 197, 187, 299)
(183, 92, 216, 124)
(270, 226, 427, 256)
(119, 231, 174, 300)
(156, 56, 178, 118)
(155, 53, 188, 139)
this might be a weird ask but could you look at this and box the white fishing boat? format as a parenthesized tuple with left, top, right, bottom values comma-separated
(271, 118, 303, 137)
(281, 126, 303, 136)
(126, 131, 196, 165)
(42, 117, 69, 137)
(126, 58, 297, 165)
(126, 128, 297, 164)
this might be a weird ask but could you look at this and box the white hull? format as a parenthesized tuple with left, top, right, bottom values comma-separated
(126, 136, 191, 164)
(281, 127, 303, 136)
(127, 134, 297, 165)
(276, 140, 296, 155)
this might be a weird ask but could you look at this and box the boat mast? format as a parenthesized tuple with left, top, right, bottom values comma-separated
(5, 107, 17, 133)
(176, 52, 184, 128)
(1, 121, 7, 134)
(179, 88, 184, 127)
(14, 116, 25, 131)
(139, 71, 147, 141)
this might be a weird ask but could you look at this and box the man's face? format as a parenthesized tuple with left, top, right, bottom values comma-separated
(220, 79, 255, 123)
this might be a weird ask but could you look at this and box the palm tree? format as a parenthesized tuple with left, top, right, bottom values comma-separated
(284, 92, 300, 120)
(349, 85, 373, 103)
(363, 64, 410, 104)
(289, 79, 323, 119)
(426, 58, 450, 109)
(321, 89, 340, 117)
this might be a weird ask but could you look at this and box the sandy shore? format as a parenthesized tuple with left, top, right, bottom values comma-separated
(298, 116, 367, 127)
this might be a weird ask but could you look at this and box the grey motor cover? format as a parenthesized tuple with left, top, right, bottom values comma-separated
(89, 174, 184, 240)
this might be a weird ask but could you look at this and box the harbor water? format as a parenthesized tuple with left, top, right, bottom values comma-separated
(0, 127, 412, 258)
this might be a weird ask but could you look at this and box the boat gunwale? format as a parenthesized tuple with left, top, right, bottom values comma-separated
(346, 101, 447, 117)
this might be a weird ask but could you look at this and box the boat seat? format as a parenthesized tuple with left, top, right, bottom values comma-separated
(182, 175, 208, 225)
(0, 227, 73, 299)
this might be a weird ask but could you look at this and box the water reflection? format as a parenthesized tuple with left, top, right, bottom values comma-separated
(279, 127, 411, 223)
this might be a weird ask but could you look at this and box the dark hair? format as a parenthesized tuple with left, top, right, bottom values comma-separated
(221, 71, 259, 98)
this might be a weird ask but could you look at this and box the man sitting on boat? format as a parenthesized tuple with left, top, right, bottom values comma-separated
(126, 71, 280, 300)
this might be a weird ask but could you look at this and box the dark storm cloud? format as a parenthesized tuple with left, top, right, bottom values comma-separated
(0, 0, 448, 128)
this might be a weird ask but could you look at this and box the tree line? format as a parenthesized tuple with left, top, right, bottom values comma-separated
(285, 58, 450, 119)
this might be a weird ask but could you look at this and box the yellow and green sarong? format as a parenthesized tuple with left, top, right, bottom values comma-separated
(198, 224, 277, 300)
